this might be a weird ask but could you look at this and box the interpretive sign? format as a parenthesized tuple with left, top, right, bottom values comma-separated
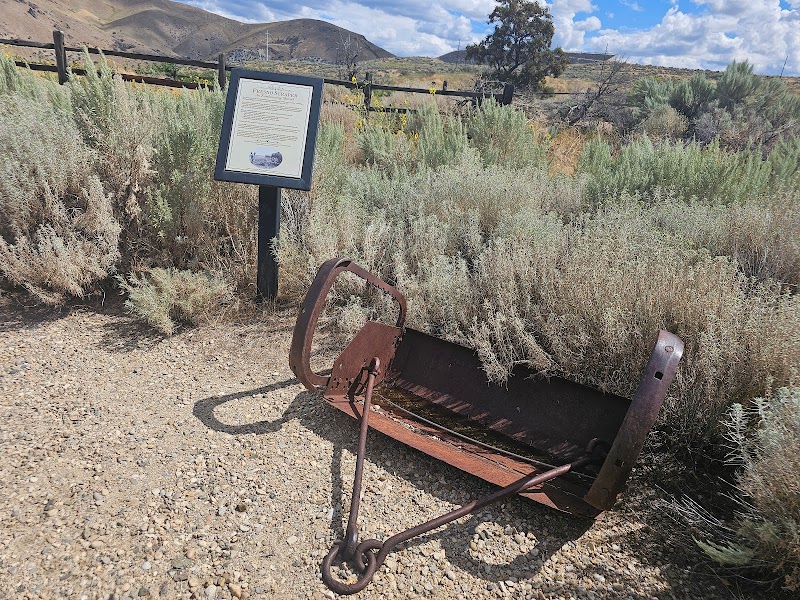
(215, 69, 323, 191)
(214, 69, 323, 301)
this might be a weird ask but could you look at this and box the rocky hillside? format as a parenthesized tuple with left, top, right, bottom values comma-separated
(0, 0, 393, 61)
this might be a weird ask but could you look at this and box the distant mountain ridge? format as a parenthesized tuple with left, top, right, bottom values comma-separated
(0, 0, 394, 62)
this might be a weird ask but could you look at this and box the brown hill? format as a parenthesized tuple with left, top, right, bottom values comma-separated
(0, 0, 393, 62)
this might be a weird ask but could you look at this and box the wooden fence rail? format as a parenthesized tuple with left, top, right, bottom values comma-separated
(2, 30, 588, 108)
(1, 31, 228, 89)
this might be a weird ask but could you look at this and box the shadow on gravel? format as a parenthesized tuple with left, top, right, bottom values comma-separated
(192, 384, 770, 599)
(96, 315, 165, 352)
(192, 385, 602, 589)
(193, 378, 302, 435)
(0, 297, 77, 332)
(195, 385, 780, 598)
(0, 293, 164, 352)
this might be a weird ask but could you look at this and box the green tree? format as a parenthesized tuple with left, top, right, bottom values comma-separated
(466, 0, 568, 90)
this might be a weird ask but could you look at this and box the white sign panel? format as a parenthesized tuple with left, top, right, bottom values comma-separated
(215, 69, 323, 190)
(225, 79, 313, 179)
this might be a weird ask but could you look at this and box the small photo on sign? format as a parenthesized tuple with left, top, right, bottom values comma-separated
(249, 147, 284, 169)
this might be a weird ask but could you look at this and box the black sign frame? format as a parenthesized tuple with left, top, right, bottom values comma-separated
(214, 69, 323, 191)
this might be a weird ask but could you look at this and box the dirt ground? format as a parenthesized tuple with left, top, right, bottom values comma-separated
(0, 297, 773, 599)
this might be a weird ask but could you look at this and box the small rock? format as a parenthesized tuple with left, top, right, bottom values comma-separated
(235, 503, 247, 513)
(487, 582, 498, 591)
(171, 557, 194, 570)
(188, 576, 202, 588)
(138, 587, 149, 597)
(185, 548, 197, 560)
(593, 573, 606, 583)
(286, 535, 298, 545)
(205, 584, 217, 599)
(445, 570, 456, 581)
(171, 569, 189, 582)
(228, 583, 242, 598)
(141, 561, 151, 570)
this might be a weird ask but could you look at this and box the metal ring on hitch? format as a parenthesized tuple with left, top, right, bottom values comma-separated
(321, 542, 378, 595)
(353, 539, 383, 572)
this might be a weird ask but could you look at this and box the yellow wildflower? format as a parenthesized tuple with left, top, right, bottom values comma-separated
(351, 75, 357, 84)
(429, 87, 437, 95)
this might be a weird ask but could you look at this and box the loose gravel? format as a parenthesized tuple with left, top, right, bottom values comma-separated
(0, 299, 741, 599)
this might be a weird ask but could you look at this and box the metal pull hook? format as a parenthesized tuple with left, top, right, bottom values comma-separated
(321, 357, 381, 594)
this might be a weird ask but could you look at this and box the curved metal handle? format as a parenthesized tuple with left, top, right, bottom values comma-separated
(289, 258, 407, 391)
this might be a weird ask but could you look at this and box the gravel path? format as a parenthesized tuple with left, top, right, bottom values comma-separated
(0, 299, 742, 599)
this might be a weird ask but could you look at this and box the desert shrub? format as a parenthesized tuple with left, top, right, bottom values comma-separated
(190, 181, 258, 294)
(117, 268, 233, 334)
(682, 388, 800, 591)
(413, 103, 468, 170)
(578, 136, 780, 205)
(649, 189, 800, 286)
(319, 103, 361, 163)
(715, 61, 760, 111)
(467, 99, 548, 169)
(546, 125, 587, 175)
(68, 55, 156, 263)
(692, 104, 736, 145)
(640, 105, 688, 140)
(629, 76, 674, 115)
(467, 207, 800, 445)
(0, 96, 120, 303)
(631, 61, 800, 147)
(144, 86, 225, 260)
(279, 157, 800, 449)
(356, 118, 417, 173)
(669, 74, 715, 121)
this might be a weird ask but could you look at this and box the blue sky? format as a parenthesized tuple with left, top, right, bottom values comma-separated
(178, 1, 800, 75)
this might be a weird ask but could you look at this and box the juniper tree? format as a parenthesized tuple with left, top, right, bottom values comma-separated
(466, 0, 568, 91)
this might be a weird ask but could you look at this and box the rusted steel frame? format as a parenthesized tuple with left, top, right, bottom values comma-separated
(289, 258, 406, 390)
(340, 358, 380, 559)
(322, 447, 602, 595)
(584, 330, 684, 509)
(325, 392, 600, 517)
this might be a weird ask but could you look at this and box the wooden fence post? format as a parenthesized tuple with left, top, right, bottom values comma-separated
(217, 53, 226, 89)
(501, 83, 514, 105)
(364, 72, 373, 113)
(442, 80, 448, 92)
(52, 30, 67, 85)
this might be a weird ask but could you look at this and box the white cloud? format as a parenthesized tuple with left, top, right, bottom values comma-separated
(181, 0, 483, 56)
(546, 0, 601, 51)
(587, 2, 800, 75)
(178, 0, 800, 74)
(619, 0, 643, 11)
(574, 16, 601, 31)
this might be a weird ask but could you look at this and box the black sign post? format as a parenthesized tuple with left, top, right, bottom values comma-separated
(257, 185, 281, 300)
(214, 69, 323, 301)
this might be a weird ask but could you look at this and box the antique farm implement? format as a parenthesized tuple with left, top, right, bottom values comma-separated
(289, 258, 684, 594)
